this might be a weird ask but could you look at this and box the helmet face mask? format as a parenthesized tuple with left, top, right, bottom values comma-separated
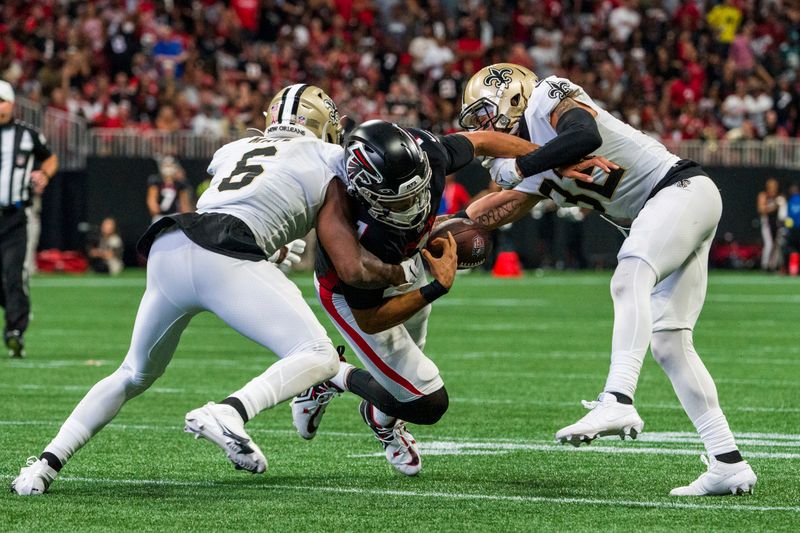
(266, 84, 343, 144)
(346, 122, 433, 231)
(459, 63, 537, 135)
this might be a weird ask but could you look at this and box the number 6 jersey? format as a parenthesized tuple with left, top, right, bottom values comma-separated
(514, 76, 683, 220)
(196, 134, 344, 256)
(138, 133, 344, 260)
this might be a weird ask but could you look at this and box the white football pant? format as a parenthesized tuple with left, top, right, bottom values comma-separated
(314, 256, 443, 404)
(604, 175, 738, 456)
(44, 229, 338, 464)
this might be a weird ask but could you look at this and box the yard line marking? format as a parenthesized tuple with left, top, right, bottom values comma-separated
(1, 420, 797, 458)
(0, 473, 795, 513)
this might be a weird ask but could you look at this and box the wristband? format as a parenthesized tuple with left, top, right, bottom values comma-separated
(419, 279, 449, 303)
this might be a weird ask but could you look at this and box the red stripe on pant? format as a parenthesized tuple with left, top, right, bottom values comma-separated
(318, 285, 423, 397)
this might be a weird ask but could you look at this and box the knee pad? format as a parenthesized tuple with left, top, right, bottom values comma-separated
(611, 258, 656, 302)
(117, 362, 160, 399)
(650, 329, 685, 367)
(288, 339, 339, 383)
(396, 387, 449, 425)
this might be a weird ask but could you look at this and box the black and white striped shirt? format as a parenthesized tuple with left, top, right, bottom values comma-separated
(0, 120, 52, 209)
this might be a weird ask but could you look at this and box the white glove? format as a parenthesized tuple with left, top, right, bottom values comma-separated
(488, 158, 523, 190)
(394, 256, 420, 291)
(269, 239, 306, 268)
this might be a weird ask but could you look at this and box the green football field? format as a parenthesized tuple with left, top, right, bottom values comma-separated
(1, 270, 798, 531)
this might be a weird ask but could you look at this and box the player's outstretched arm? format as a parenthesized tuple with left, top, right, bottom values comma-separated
(318, 179, 408, 289)
(456, 131, 540, 158)
(464, 188, 543, 230)
(351, 234, 457, 334)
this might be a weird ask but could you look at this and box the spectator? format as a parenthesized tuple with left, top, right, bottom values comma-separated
(783, 183, 800, 271)
(707, 0, 743, 49)
(146, 157, 191, 223)
(88, 217, 124, 276)
(757, 178, 786, 272)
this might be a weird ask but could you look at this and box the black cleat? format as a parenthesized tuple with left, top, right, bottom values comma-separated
(6, 331, 25, 358)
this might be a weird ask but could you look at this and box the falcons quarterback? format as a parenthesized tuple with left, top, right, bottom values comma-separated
(458, 63, 757, 496)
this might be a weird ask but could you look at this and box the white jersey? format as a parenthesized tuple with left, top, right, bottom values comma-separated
(197, 134, 345, 256)
(515, 76, 680, 219)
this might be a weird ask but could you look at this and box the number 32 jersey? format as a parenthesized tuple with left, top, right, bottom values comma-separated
(514, 76, 680, 220)
(197, 134, 344, 257)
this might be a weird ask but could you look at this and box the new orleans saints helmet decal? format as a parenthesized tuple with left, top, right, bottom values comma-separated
(483, 67, 514, 89)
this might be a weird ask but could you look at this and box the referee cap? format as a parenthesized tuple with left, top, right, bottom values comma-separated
(0, 80, 14, 103)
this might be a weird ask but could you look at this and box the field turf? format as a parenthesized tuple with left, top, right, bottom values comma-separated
(1, 270, 798, 531)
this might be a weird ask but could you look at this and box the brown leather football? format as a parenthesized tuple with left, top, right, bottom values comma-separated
(426, 218, 492, 269)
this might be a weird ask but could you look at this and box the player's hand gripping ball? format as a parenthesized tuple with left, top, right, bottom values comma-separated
(426, 218, 492, 269)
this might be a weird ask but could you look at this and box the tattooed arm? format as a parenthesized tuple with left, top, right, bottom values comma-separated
(465, 188, 543, 230)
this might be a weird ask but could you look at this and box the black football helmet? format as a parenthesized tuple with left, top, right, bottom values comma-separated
(345, 120, 432, 230)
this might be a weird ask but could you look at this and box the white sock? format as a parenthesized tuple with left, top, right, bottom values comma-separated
(651, 329, 738, 456)
(43, 361, 160, 465)
(329, 362, 355, 391)
(603, 258, 658, 399)
(232, 341, 338, 420)
(368, 404, 397, 428)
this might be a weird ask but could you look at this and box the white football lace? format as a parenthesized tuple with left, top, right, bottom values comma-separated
(581, 399, 600, 410)
(25, 456, 37, 468)
(700, 454, 711, 469)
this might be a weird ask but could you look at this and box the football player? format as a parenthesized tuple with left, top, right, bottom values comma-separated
(10, 85, 417, 495)
(290, 120, 607, 475)
(457, 63, 756, 496)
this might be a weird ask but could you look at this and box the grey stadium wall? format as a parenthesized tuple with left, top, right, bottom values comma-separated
(37, 157, 799, 268)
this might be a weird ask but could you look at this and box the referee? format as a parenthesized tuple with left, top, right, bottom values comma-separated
(0, 80, 58, 357)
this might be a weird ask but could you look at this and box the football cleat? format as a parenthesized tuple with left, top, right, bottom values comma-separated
(291, 381, 342, 440)
(670, 455, 757, 496)
(184, 402, 267, 474)
(556, 392, 644, 446)
(6, 331, 25, 358)
(10, 457, 58, 495)
(359, 400, 421, 476)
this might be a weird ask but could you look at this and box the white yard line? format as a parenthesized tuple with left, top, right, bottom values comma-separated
(0, 473, 795, 513)
(1, 420, 797, 458)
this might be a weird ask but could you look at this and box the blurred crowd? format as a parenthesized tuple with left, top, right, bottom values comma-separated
(2, 0, 800, 141)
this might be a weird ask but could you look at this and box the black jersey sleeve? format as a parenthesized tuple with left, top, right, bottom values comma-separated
(29, 127, 53, 162)
(439, 133, 475, 174)
(341, 284, 386, 310)
(407, 128, 474, 176)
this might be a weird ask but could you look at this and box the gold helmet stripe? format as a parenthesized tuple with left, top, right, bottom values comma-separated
(279, 84, 309, 123)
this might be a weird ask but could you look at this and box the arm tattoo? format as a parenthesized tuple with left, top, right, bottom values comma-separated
(474, 198, 524, 228)
(551, 97, 580, 124)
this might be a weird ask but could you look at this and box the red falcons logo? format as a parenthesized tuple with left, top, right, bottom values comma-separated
(347, 145, 383, 186)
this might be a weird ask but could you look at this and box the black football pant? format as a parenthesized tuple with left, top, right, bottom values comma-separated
(0, 209, 30, 337)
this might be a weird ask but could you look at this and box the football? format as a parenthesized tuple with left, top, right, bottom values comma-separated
(426, 218, 492, 269)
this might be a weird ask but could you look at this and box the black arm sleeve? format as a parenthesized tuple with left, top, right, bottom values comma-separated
(341, 284, 386, 310)
(31, 129, 52, 162)
(515, 107, 602, 177)
(440, 133, 475, 174)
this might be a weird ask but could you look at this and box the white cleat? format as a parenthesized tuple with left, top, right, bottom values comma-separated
(359, 400, 421, 476)
(556, 392, 644, 446)
(184, 402, 267, 474)
(670, 455, 757, 496)
(291, 382, 342, 440)
(10, 457, 59, 495)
